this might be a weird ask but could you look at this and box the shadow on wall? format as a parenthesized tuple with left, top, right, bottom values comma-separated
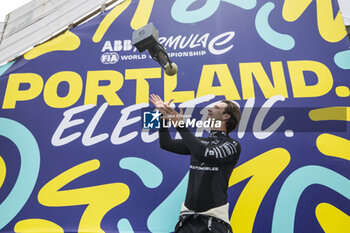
(347, 26, 350, 40)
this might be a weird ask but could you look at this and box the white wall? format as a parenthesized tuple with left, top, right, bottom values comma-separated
(338, 0, 350, 26)
(0, 0, 32, 22)
(2, 1, 350, 25)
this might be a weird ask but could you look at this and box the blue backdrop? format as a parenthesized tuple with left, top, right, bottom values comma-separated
(0, 0, 349, 232)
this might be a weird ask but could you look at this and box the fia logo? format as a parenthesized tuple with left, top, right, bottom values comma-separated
(100, 52, 119, 64)
(143, 110, 162, 129)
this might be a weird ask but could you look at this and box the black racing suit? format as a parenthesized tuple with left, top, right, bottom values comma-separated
(159, 123, 241, 232)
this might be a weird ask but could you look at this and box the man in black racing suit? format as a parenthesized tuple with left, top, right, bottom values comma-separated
(149, 94, 241, 233)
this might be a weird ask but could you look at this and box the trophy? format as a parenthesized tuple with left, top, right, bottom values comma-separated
(132, 22, 178, 76)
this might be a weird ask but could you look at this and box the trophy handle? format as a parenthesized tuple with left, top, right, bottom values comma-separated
(148, 43, 174, 69)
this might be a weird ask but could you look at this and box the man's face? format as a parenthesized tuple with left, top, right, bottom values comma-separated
(207, 102, 228, 121)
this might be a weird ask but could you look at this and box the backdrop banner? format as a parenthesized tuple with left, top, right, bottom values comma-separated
(0, 0, 350, 232)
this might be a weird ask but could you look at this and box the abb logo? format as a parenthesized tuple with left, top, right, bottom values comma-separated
(101, 40, 133, 52)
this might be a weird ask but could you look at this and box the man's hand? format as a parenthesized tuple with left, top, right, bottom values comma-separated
(149, 94, 184, 127)
(149, 94, 173, 115)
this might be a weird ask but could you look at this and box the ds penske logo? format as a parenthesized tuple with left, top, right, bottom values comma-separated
(100, 52, 119, 64)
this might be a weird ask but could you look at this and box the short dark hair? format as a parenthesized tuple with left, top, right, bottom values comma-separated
(221, 100, 241, 132)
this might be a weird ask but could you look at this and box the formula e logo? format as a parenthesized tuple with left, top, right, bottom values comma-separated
(101, 52, 119, 64)
(143, 110, 162, 129)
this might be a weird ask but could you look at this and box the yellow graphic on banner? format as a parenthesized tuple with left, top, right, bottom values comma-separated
(311, 106, 350, 161)
(282, 0, 346, 42)
(309, 107, 350, 121)
(84, 70, 125, 106)
(38, 159, 130, 233)
(125, 68, 161, 104)
(309, 103, 350, 231)
(164, 72, 195, 103)
(24, 31, 81, 60)
(240, 62, 288, 99)
(288, 60, 333, 98)
(93, 0, 154, 42)
(0, 60, 337, 109)
(93, 0, 132, 43)
(197, 64, 241, 100)
(14, 219, 64, 233)
(0, 156, 5, 189)
(316, 203, 350, 233)
(229, 148, 291, 233)
(335, 86, 350, 97)
(2, 73, 44, 109)
(316, 134, 350, 161)
(131, 0, 154, 30)
(43, 71, 83, 108)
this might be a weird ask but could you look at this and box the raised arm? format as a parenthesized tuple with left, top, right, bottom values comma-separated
(150, 94, 190, 155)
(159, 120, 190, 155)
